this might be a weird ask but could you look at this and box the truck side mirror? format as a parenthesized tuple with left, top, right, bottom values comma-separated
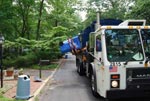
(99, 58, 101, 62)
(145, 57, 150, 64)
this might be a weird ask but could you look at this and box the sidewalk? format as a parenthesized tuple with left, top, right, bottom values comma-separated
(0, 59, 64, 101)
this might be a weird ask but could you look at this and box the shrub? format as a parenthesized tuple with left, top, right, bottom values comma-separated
(15, 53, 38, 68)
(3, 57, 16, 68)
(3, 52, 38, 68)
(3, 49, 61, 68)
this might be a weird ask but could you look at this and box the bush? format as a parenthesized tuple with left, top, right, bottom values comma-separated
(15, 53, 38, 68)
(34, 49, 60, 60)
(3, 52, 38, 68)
(3, 49, 61, 68)
(36, 50, 51, 60)
(3, 57, 16, 68)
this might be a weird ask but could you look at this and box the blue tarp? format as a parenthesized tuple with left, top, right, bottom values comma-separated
(80, 19, 123, 48)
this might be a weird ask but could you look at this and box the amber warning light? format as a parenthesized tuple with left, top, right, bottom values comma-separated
(111, 74, 120, 79)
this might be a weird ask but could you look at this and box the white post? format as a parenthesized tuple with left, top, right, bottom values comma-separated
(95, 9, 101, 30)
(97, 11, 100, 26)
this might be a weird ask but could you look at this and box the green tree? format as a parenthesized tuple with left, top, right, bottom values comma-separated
(36, 0, 45, 40)
(126, 0, 150, 24)
(83, 0, 134, 27)
(47, 0, 82, 36)
(13, 0, 35, 39)
(1, 0, 84, 67)
(0, 0, 14, 40)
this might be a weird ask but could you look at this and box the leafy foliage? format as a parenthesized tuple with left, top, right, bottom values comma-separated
(1, 0, 150, 68)
(83, 0, 135, 27)
(0, 0, 83, 68)
(126, 0, 150, 24)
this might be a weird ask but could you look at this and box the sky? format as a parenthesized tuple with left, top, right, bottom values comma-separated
(79, 11, 87, 21)
(77, 0, 88, 21)
(44, 0, 88, 21)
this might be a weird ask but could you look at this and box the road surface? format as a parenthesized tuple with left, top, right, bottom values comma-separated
(38, 54, 150, 101)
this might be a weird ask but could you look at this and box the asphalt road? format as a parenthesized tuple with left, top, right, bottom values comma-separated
(38, 54, 150, 101)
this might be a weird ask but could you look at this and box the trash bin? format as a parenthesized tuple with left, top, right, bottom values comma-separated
(60, 40, 71, 54)
(60, 36, 81, 54)
(16, 75, 30, 100)
(65, 54, 68, 59)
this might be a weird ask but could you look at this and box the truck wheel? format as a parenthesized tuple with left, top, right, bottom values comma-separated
(90, 71, 99, 97)
(78, 62, 85, 76)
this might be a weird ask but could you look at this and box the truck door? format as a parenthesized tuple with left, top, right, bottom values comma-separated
(95, 34, 103, 93)
(141, 29, 150, 59)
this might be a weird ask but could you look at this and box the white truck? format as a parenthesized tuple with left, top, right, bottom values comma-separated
(60, 16, 150, 99)
(76, 19, 150, 99)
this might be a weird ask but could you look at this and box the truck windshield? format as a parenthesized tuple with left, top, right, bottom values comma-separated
(105, 29, 144, 62)
(141, 29, 150, 58)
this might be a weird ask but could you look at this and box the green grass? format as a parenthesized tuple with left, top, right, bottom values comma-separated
(30, 63, 58, 70)
(0, 94, 25, 101)
(18, 63, 58, 70)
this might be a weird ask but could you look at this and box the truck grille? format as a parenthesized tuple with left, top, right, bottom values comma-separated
(126, 68, 150, 89)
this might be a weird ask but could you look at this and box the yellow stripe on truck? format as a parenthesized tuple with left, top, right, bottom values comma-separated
(136, 26, 141, 29)
(107, 26, 112, 29)
(129, 26, 133, 29)
(144, 26, 149, 29)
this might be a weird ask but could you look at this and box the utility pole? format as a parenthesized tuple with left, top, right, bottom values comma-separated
(0, 34, 4, 88)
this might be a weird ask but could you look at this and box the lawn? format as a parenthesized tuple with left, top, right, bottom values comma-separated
(0, 94, 25, 101)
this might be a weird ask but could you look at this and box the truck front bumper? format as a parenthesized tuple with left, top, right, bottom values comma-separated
(106, 89, 150, 99)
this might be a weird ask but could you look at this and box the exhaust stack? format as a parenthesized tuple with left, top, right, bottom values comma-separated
(95, 10, 101, 30)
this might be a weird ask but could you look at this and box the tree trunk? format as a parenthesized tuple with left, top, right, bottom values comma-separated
(36, 0, 44, 40)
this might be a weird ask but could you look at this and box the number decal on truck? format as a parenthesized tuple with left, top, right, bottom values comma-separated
(110, 62, 121, 66)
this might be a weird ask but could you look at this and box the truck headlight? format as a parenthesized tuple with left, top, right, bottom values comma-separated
(112, 80, 118, 87)
(111, 80, 119, 88)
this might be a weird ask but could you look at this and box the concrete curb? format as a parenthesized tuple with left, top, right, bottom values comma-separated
(28, 59, 64, 101)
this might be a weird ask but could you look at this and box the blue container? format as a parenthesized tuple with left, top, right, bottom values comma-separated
(65, 54, 68, 59)
(60, 36, 81, 54)
(60, 40, 71, 54)
(16, 75, 30, 100)
(72, 36, 81, 49)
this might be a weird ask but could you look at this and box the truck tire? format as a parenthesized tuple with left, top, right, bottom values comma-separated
(78, 62, 85, 76)
(90, 71, 99, 97)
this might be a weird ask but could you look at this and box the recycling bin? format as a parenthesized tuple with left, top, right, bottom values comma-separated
(60, 36, 81, 54)
(60, 40, 71, 54)
(16, 75, 30, 100)
(65, 54, 68, 59)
